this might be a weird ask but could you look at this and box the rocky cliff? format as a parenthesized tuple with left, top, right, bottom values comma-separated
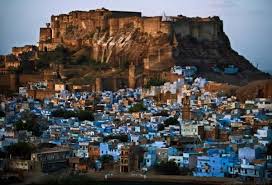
(38, 8, 270, 86)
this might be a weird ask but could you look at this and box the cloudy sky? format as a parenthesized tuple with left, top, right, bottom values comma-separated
(0, 0, 271, 72)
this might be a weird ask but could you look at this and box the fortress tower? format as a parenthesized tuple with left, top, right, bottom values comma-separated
(182, 95, 191, 121)
(128, 63, 136, 89)
(9, 74, 18, 92)
(95, 77, 102, 92)
(39, 23, 52, 51)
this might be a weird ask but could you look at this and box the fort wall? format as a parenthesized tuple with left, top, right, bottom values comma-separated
(173, 17, 222, 41)
(39, 9, 223, 51)
(0, 73, 18, 92)
(12, 45, 37, 57)
(39, 28, 52, 43)
(19, 74, 44, 85)
(27, 89, 55, 100)
(143, 17, 163, 35)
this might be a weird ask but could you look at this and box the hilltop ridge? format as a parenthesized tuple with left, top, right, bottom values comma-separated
(37, 8, 269, 84)
(0, 8, 270, 92)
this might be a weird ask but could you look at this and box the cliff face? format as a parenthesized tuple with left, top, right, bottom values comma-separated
(38, 8, 270, 85)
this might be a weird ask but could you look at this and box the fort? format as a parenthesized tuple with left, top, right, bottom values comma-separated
(0, 8, 269, 93)
(12, 45, 38, 57)
(39, 8, 223, 65)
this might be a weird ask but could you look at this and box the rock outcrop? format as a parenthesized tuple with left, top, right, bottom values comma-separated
(38, 8, 270, 85)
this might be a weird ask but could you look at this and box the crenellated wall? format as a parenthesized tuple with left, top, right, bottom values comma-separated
(39, 8, 223, 51)
(173, 16, 222, 41)
(143, 17, 163, 35)
(12, 45, 37, 57)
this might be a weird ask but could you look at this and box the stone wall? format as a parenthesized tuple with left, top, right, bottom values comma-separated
(27, 89, 55, 100)
(49, 9, 141, 42)
(0, 74, 17, 92)
(12, 45, 37, 57)
(173, 16, 222, 41)
(39, 9, 223, 51)
(19, 74, 44, 85)
(39, 28, 52, 42)
(143, 17, 163, 35)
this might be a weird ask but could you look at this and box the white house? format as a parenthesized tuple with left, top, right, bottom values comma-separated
(76, 142, 89, 158)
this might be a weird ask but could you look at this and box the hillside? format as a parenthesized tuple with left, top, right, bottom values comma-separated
(28, 8, 272, 86)
(235, 80, 272, 101)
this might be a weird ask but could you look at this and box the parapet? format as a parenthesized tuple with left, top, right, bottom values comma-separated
(39, 8, 225, 51)
(12, 45, 38, 57)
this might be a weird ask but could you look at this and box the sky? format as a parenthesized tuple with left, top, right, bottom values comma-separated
(0, 0, 272, 73)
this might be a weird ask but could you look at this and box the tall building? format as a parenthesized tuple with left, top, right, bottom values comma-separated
(128, 63, 136, 89)
(182, 95, 191, 121)
(120, 145, 141, 173)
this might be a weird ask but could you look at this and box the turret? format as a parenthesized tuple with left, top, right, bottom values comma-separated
(182, 95, 191, 121)
(128, 63, 136, 89)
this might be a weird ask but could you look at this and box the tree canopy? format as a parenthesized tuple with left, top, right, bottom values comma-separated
(99, 155, 114, 164)
(144, 77, 166, 89)
(15, 111, 48, 137)
(0, 110, 5, 117)
(154, 161, 180, 175)
(51, 109, 94, 121)
(129, 102, 147, 113)
(164, 117, 180, 127)
(5, 142, 36, 160)
(103, 134, 128, 142)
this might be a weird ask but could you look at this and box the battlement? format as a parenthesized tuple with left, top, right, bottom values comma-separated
(50, 8, 141, 23)
(39, 8, 224, 52)
(12, 45, 38, 57)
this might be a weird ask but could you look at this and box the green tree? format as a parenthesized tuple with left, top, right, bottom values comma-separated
(99, 155, 114, 169)
(36, 45, 71, 69)
(154, 110, 169, 117)
(99, 155, 114, 163)
(103, 134, 128, 142)
(77, 110, 94, 121)
(267, 143, 272, 156)
(5, 142, 36, 160)
(8, 66, 18, 73)
(0, 111, 5, 117)
(157, 124, 165, 131)
(164, 117, 179, 127)
(15, 111, 48, 137)
(154, 161, 180, 175)
(144, 77, 166, 89)
(51, 109, 94, 121)
(129, 102, 147, 113)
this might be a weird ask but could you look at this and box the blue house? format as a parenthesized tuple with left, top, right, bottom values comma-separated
(168, 147, 178, 156)
(143, 146, 157, 168)
(99, 143, 120, 161)
(224, 65, 239, 75)
(194, 149, 237, 177)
